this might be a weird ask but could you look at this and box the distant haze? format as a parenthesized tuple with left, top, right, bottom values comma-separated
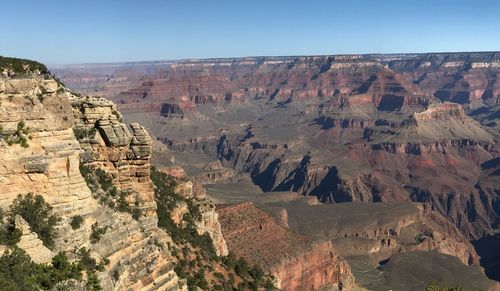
(1, 0, 499, 64)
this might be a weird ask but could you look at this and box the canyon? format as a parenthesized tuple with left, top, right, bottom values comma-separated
(52, 52, 500, 290)
(0, 51, 497, 290)
(0, 57, 279, 290)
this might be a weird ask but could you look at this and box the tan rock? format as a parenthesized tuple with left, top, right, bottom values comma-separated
(0, 76, 188, 290)
(175, 181, 194, 197)
(15, 215, 55, 264)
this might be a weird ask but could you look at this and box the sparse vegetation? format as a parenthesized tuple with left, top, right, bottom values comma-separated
(0, 121, 31, 148)
(79, 164, 143, 220)
(90, 222, 107, 244)
(425, 282, 471, 291)
(73, 126, 96, 140)
(151, 167, 276, 290)
(8, 193, 60, 249)
(77, 247, 106, 290)
(70, 215, 84, 230)
(152, 168, 216, 257)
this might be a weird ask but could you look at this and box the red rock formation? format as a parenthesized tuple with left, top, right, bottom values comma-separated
(217, 202, 355, 290)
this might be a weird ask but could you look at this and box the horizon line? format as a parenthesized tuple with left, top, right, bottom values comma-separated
(46, 50, 500, 67)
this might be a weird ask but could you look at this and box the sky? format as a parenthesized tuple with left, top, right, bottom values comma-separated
(1, 0, 499, 64)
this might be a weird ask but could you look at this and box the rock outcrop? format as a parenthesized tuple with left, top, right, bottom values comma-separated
(194, 202, 228, 256)
(70, 96, 155, 208)
(217, 202, 355, 291)
(14, 215, 55, 264)
(0, 74, 189, 290)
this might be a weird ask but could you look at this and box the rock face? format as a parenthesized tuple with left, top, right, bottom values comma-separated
(14, 215, 55, 264)
(217, 202, 355, 291)
(281, 200, 479, 266)
(0, 71, 238, 290)
(70, 97, 154, 198)
(194, 203, 228, 256)
(0, 78, 90, 213)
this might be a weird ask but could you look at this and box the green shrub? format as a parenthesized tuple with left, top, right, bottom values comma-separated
(78, 247, 105, 272)
(1, 121, 30, 148)
(73, 126, 96, 140)
(0, 206, 20, 245)
(76, 247, 106, 290)
(9, 193, 59, 249)
(90, 222, 107, 244)
(0, 221, 21, 246)
(70, 215, 84, 230)
(0, 56, 48, 75)
(234, 257, 250, 278)
(0, 248, 83, 290)
(79, 164, 142, 220)
(131, 208, 141, 220)
(86, 271, 101, 291)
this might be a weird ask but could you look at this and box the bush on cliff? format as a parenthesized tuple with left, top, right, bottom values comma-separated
(73, 126, 96, 140)
(79, 164, 143, 220)
(8, 193, 60, 249)
(0, 56, 48, 75)
(0, 216, 21, 246)
(0, 248, 82, 291)
(0, 226, 21, 246)
(90, 222, 107, 244)
(70, 215, 84, 230)
(0, 246, 108, 291)
(150, 167, 276, 290)
(1, 121, 30, 148)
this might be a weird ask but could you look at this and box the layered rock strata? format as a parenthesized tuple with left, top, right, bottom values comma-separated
(0, 75, 192, 290)
(217, 202, 355, 291)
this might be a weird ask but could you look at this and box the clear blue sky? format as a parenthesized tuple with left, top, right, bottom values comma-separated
(1, 0, 499, 64)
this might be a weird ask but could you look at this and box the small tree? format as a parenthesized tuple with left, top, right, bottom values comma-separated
(70, 215, 84, 230)
(90, 222, 107, 244)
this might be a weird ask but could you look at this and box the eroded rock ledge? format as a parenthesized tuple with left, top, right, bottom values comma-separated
(0, 76, 191, 290)
(217, 202, 355, 291)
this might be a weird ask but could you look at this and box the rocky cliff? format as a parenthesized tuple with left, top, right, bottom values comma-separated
(0, 60, 237, 290)
(217, 202, 355, 291)
(0, 72, 189, 290)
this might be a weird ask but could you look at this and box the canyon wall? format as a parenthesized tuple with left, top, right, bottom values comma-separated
(0, 71, 236, 290)
(217, 202, 355, 291)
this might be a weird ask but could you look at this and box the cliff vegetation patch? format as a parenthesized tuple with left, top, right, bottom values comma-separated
(9, 193, 59, 249)
(0, 121, 31, 148)
(151, 168, 276, 291)
(0, 194, 105, 290)
(0, 56, 48, 76)
(79, 164, 142, 220)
